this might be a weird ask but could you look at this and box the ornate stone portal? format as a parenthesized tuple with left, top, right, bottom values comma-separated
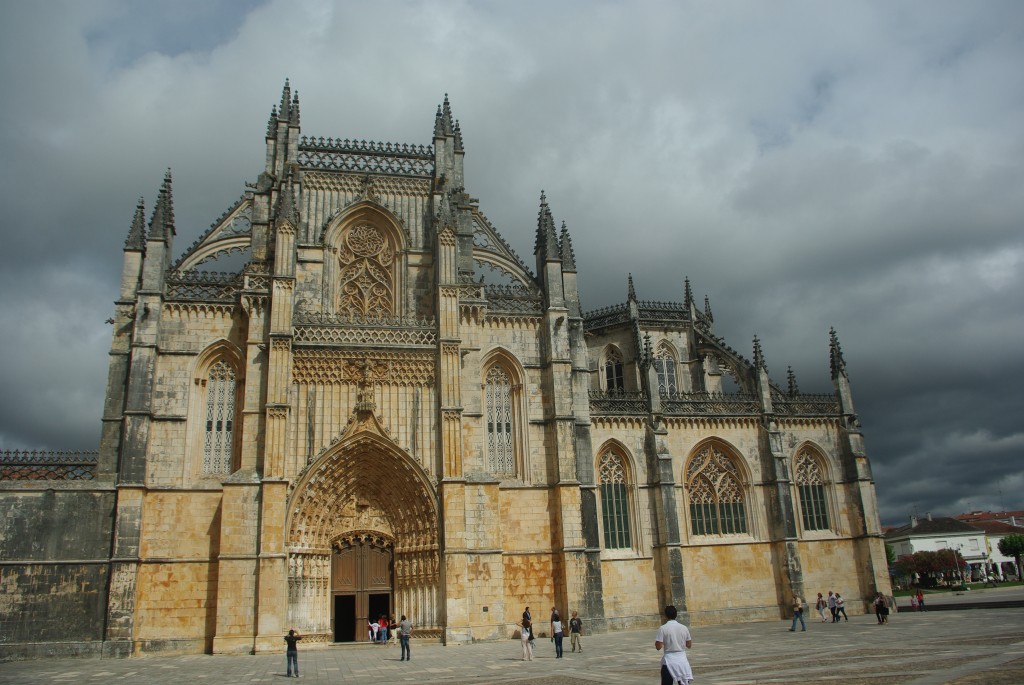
(286, 394, 441, 643)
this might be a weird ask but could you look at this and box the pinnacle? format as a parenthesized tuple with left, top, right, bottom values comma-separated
(829, 327, 847, 378)
(753, 335, 767, 371)
(124, 197, 147, 251)
(628, 274, 637, 302)
(559, 220, 577, 271)
(534, 190, 559, 259)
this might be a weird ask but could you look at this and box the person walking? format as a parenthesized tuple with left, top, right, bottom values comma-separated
(398, 614, 413, 661)
(835, 593, 849, 622)
(550, 608, 564, 658)
(518, 614, 534, 661)
(827, 591, 838, 622)
(283, 628, 302, 678)
(569, 609, 583, 653)
(655, 605, 693, 685)
(788, 595, 806, 631)
(873, 592, 888, 624)
(815, 593, 828, 622)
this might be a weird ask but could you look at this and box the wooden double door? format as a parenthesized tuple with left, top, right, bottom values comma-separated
(332, 536, 393, 642)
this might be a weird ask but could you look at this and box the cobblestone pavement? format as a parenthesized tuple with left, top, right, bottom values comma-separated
(2, 606, 1023, 685)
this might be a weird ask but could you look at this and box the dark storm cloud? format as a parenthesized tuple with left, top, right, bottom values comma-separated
(0, 0, 1021, 525)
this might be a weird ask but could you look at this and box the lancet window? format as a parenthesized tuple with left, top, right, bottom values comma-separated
(795, 448, 831, 531)
(337, 223, 394, 317)
(599, 448, 632, 549)
(603, 347, 624, 392)
(685, 443, 748, 536)
(203, 359, 237, 474)
(484, 365, 516, 476)
(653, 343, 678, 396)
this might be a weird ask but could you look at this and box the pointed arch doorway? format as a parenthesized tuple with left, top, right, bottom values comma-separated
(331, 531, 394, 642)
(286, 400, 442, 644)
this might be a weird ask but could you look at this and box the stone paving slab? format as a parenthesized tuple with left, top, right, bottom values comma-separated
(2, 607, 1023, 684)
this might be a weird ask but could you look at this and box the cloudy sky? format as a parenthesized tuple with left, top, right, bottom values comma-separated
(1, 1, 1021, 525)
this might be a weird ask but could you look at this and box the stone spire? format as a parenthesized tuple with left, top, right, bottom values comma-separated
(559, 221, 577, 272)
(753, 335, 767, 371)
(124, 197, 147, 251)
(787, 366, 799, 397)
(829, 327, 847, 379)
(148, 170, 176, 243)
(627, 273, 637, 302)
(453, 120, 464, 152)
(683, 277, 693, 308)
(434, 105, 444, 137)
(435, 93, 455, 137)
(279, 79, 293, 123)
(534, 191, 560, 261)
(267, 104, 278, 138)
(704, 294, 714, 323)
(289, 89, 300, 125)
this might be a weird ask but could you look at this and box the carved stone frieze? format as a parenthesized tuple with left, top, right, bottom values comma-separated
(163, 302, 235, 319)
(292, 349, 435, 386)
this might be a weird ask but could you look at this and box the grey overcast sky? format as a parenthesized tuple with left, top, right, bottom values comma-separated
(0, 1, 1021, 525)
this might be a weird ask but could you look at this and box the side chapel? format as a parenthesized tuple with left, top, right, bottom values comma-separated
(0, 81, 891, 657)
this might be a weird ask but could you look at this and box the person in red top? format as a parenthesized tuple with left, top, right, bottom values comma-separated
(378, 615, 389, 643)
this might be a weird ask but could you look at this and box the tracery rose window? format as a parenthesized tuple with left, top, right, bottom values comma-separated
(338, 224, 394, 317)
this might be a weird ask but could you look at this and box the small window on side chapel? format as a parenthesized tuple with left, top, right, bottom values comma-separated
(685, 444, 748, 536)
(604, 347, 624, 392)
(653, 343, 677, 396)
(203, 359, 236, 474)
(599, 449, 632, 549)
(795, 449, 830, 531)
(485, 365, 516, 476)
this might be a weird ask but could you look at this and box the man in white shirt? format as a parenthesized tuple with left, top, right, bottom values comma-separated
(655, 605, 693, 685)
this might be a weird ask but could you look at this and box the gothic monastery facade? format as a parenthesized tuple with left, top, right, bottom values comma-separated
(0, 82, 891, 658)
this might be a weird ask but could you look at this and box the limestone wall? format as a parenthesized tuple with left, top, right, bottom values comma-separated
(0, 487, 114, 657)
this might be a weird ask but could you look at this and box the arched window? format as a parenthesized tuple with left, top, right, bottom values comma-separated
(603, 347, 624, 392)
(203, 359, 237, 474)
(795, 448, 830, 531)
(685, 443, 748, 535)
(484, 365, 516, 475)
(599, 448, 632, 549)
(653, 343, 678, 396)
(337, 223, 395, 317)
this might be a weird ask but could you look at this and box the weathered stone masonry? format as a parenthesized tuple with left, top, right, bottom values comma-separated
(0, 81, 891, 660)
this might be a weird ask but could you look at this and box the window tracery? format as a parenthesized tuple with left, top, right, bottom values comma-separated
(653, 342, 677, 396)
(603, 347, 624, 391)
(203, 359, 236, 474)
(337, 224, 394, 317)
(484, 365, 516, 475)
(795, 448, 830, 531)
(685, 444, 748, 535)
(599, 449, 632, 549)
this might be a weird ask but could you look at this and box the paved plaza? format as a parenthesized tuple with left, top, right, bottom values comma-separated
(3, 595, 1023, 685)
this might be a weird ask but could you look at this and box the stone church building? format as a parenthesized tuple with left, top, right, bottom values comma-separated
(0, 82, 890, 658)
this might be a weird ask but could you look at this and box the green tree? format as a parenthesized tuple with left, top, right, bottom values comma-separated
(997, 534, 1024, 579)
(885, 543, 896, 566)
